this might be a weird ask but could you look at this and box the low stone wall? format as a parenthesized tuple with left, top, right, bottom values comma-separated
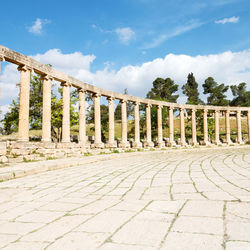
(0, 141, 86, 164)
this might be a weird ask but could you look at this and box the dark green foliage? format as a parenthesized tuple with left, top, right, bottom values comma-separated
(182, 73, 203, 105)
(203, 77, 229, 106)
(146, 77, 179, 102)
(230, 82, 250, 107)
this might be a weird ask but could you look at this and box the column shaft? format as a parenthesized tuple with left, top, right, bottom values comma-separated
(168, 107, 175, 146)
(120, 100, 129, 148)
(180, 108, 186, 146)
(78, 89, 86, 145)
(133, 102, 142, 148)
(41, 75, 52, 142)
(236, 110, 242, 144)
(203, 109, 208, 145)
(214, 110, 220, 145)
(191, 109, 197, 145)
(157, 105, 164, 147)
(225, 110, 231, 144)
(107, 97, 116, 147)
(145, 104, 153, 147)
(93, 93, 104, 147)
(61, 82, 71, 143)
(17, 65, 31, 142)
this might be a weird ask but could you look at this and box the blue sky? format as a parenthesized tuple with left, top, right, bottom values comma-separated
(1, 0, 250, 109)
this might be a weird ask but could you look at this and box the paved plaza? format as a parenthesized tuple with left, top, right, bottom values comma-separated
(0, 147, 249, 249)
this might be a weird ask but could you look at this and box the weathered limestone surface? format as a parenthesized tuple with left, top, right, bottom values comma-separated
(0, 147, 249, 249)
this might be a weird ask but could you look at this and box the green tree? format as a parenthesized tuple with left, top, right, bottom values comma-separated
(182, 73, 203, 105)
(230, 82, 250, 107)
(203, 77, 229, 106)
(146, 77, 179, 102)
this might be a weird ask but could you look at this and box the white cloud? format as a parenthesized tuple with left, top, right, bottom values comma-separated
(32, 49, 96, 76)
(215, 16, 239, 24)
(115, 27, 135, 45)
(142, 21, 203, 49)
(28, 18, 50, 35)
(1, 49, 250, 115)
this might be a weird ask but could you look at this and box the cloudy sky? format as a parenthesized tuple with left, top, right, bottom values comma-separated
(1, 0, 250, 113)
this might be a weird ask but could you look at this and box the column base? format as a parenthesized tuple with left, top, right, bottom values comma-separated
(156, 141, 166, 148)
(180, 141, 187, 146)
(190, 141, 199, 146)
(91, 142, 105, 149)
(105, 141, 118, 148)
(144, 141, 154, 148)
(166, 141, 176, 147)
(236, 140, 244, 145)
(118, 141, 130, 148)
(132, 141, 142, 149)
(226, 140, 233, 145)
(200, 141, 211, 146)
(214, 140, 222, 145)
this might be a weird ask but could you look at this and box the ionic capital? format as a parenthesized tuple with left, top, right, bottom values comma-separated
(60, 81, 71, 87)
(214, 110, 220, 114)
(17, 64, 32, 72)
(93, 92, 101, 98)
(120, 99, 127, 104)
(157, 105, 162, 109)
(146, 103, 152, 108)
(0, 56, 5, 62)
(107, 96, 115, 101)
(168, 106, 174, 111)
(41, 74, 53, 81)
(203, 109, 208, 113)
(133, 101, 140, 106)
(78, 88, 86, 94)
(191, 108, 196, 113)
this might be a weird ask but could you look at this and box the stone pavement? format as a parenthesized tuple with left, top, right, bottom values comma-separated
(0, 147, 249, 249)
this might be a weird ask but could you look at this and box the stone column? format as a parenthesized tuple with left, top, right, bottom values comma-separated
(145, 104, 154, 147)
(180, 108, 186, 146)
(225, 110, 232, 144)
(93, 93, 104, 148)
(17, 65, 31, 142)
(214, 110, 221, 145)
(61, 82, 71, 143)
(168, 107, 176, 146)
(203, 109, 209, 145)
(236, 110, 243, 144)
(78, 89, 86, 147)
(106, 97, 117, 148)
(157, 105, 165, 147)
(119, 100, 130, 148)
(248, 110, 250, 143)
(132, 101, 142, 148)
(41, 75, 52, 143)
(191, 109, 198, 145)
(0, 57, 5, 125)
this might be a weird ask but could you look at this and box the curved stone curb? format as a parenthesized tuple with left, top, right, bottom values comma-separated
(0, 144, 249, 182)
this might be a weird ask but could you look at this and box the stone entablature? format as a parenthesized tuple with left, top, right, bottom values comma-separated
(0, 44, 250, 160)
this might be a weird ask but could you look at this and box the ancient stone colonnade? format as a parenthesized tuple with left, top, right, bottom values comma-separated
(1, 45, 250, 150)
